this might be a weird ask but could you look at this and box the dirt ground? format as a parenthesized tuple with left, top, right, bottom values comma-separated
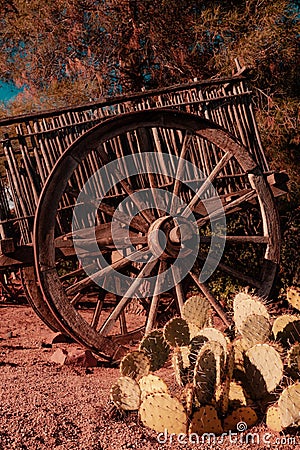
(0, 304, 299, 450)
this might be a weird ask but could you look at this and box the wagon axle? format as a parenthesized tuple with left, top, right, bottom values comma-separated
(148, 215, 197, 260)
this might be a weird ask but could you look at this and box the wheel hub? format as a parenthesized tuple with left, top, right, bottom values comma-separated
(147, 215, 198, 260)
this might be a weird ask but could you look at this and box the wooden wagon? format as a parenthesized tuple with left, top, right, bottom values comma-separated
(0, 64, 288, 360)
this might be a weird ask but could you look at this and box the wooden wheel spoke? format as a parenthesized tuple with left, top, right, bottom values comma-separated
(171, 265, 185, 314)
(182, 151, 232, 217)
(70, 292, 83, 306)
(170, 131, 192, 214)
(75, 191, 148, 233)
(200, 235, 269, 244)
(99, 256, 159, 336)
(119, 310, 128, 335)
(90, 289, 105, 329)
(65, 247, 151, 296)
(188, 270, 231, 327)
(197, 189, 257, 227)
(56, 224, 147, 253)
(145, 152, 163, 218)
(145, 260, 167, 334)
(113, 168, 154, 225)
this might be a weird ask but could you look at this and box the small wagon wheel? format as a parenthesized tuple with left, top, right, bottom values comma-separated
(34, 109, 280, 360)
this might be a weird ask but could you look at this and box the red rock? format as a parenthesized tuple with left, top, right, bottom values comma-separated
(50, 348, 68, 365)
(65, 348, 98, 367)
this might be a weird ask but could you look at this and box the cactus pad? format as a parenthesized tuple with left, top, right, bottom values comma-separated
(233, 292, 269, 331)
(188, 322, 202, 340)
(223, 406, 258, 432)
(189, 335, 208, 367)
(227, 382, 247, 407)
(182, 294, 212, 329)
(287, 286, 300, 311)
(110, 376, 141, 410)
(217, 344, 235, 415)
(120, 350, 150, 380)
(139, 374, 168, 401)
(189, 406, 223, 435)
(198, 327, 228, 356)
(233, 338, 251, 377)
(194, 343, 217, 404)
(278, 383, 300, 428)
(266, 405, 282, 432)
(139, 393, 187, 434)
(272, 314, 300, 347)
(140, 329, 170, 371)
(244, 344, 283, 400)
(172, 346, 191, 386)
(184, 384, 194, 417)
(239, 314, 271, 346)
(163, 317, 190, 347)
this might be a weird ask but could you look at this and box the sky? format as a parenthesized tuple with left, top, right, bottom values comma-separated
(0, 80, 22, 103)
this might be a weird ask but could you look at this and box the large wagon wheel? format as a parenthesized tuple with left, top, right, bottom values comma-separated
(34, 110, 280, 360)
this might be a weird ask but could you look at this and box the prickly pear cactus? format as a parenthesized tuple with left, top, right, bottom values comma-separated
(278, 383, 300, 428)
(182, 295, 212, 329)
(139, 393, 187, 434)
(110, 376, 141, 411)
(194, 343, 217, 404)
(233, 338, 251, 378)
(228, 382, 247, 407)
(198, 327, 228, 356)
(208, 340, 225, 387)
(239, 313, 271, 346)
(120, 351, 150, 381)
(189, 335, 208, 368)
(217, 344, 235, 415)
(223, 406, 258, 432)
(139, 374, 168, 401)
(139, 329, 170, 371)
(172, 346, 191, 386)
(266, 405, 282, 432)
(272, 314, 300, 347)
(109, 287, 300, 436)
(183, 384, 194, 417)
(287, 286, 300, 311)
(189, 406, 223, 435)
(233, 292, 269, 332)
(188, 322, 202, 340)
(243, 344, 283, 400)
(163, 317, 190, 347)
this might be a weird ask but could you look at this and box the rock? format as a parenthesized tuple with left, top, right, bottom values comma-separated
(65, 348, 98, 367)
(50, 348, 68, 365)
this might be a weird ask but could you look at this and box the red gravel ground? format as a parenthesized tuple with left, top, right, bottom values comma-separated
(0, 304, 299, 450)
